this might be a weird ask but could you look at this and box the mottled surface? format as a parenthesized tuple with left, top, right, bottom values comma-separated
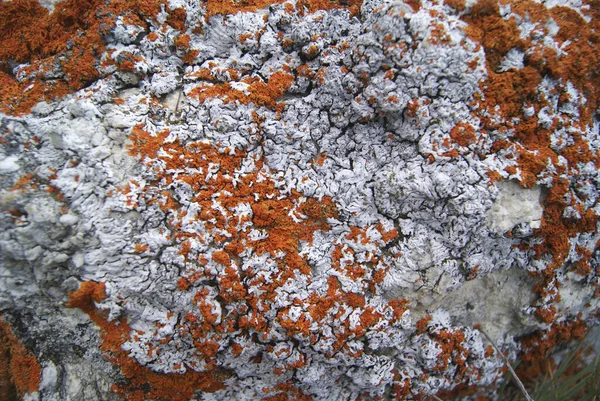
(0, 0, 599, 400)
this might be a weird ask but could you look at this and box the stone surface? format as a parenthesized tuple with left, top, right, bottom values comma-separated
(0, 0, 599, 400)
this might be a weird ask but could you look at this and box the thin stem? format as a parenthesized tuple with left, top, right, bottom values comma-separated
(480, 329, 535, 401)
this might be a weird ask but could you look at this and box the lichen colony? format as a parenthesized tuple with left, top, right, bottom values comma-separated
(0, 0, 599, 400)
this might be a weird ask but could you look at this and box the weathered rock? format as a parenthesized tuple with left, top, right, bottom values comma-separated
(0, 0, 599, 400)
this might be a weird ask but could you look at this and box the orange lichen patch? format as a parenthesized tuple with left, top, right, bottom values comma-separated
(517, 318, 588, 382)
(204, 0, 286, 17)
(428, 22, 451, 45)
(534, 305, 557, 324)
(296, 0, 363, 17)
(0, 316, 42, 399)
(416, 314, 431, 335)
(429, 329, 469, 374)
(0, 0, 102, 65)
(312, 152, 328, 166)
(461, 0, 600, 320)
(260, 381, 312, 401)
(128, 125, 171, 159)
(10, 173, 38, 192)
(67, 281, 108, 313)
(449, 122, 477, 147)
(531, 178, 599, 272)
(134, 243, 149, 253)
(211, 250, 231, 266)
(0, 0, 162, 115)
(573, 246, 593, 276)
(182, 49, 200, 64)
(174, 34, 191, 49)
(433, 384, 488, 401)
(115, 52, 145, 73)
(0, 70, 72, 115)
(123, 122, 416, 387)
(376, 222, 399, 243)
(68, 282, 228, 401)
(391, 376, 411, 400)
(166, 6, 187, 31)
(444, 0, 466, 12)
(147, 31, 159, 41)
(238, 33, 254, 42)
(464, 0, 600, 176)
(189, 70, 295, 111)
(204, 0, 361, 18)
(389, 298, 409, 320)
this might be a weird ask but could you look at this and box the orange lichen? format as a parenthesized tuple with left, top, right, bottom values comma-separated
(449, 122, 477, 147)
(134, 243, 149, 253)
(128, 125, 171, 159)
(260, 381, 312, 401)
(0, 316, 42, 399)
(416, 314, 431, 334)
(203, 0, 362, 18)
(296, 0, 363, 17)
(0, 0, 162, 115)
(121, 119, 416, 392)
(405, 0, 421, 12)
(10, 173, 38, 192)
(68, 281, 229, 401)
(204, 0, 286, 17)
(517, 318, 587, 382)
(460, 0, 600, 322)
(166, 6, 187, 31)
(444, 0, 466, 12)
(190, 70, 295, 112)
(174, 34, 191, 49)
(430, 329, 468, 374)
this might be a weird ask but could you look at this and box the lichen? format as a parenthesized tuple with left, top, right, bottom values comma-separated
(1, 0, 599, 400)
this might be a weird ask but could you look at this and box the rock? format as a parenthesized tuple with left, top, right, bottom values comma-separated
(0, 0, 599, 400)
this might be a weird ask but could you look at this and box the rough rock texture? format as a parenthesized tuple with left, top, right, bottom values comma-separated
(0, 0, 599, 400)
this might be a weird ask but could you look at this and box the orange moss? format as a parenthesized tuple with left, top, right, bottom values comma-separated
(68, 281, 229, 401)
(0, 316, 42, 399)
